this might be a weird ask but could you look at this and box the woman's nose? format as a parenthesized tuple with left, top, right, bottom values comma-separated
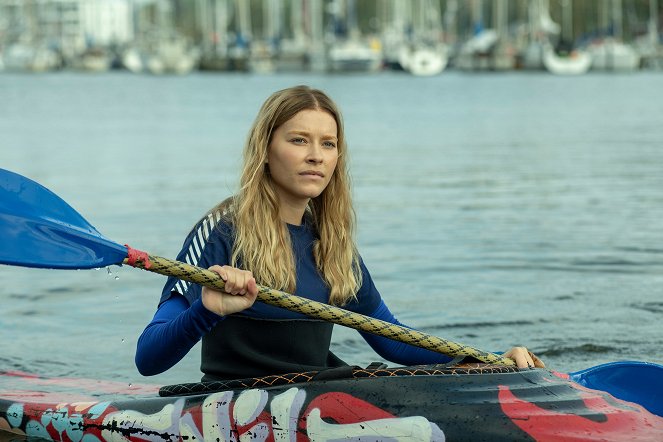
(306, 144, 323, 163)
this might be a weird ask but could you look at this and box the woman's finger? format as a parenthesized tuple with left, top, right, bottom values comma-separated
(504, 347, 535, 369)
(529, 351, 546, 368)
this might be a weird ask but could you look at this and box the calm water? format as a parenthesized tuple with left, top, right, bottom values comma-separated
(1, 71, 662, 393)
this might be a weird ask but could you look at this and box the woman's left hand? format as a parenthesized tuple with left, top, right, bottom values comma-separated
(503, 347, 545, 369)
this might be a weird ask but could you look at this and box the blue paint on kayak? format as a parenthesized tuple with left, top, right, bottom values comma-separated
(570, 360, 663, 417)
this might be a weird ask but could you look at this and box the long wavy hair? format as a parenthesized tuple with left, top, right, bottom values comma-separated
(211, 85, 362, 306)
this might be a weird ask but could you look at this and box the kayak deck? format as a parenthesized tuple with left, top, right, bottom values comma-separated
(2, 363, 663, 441)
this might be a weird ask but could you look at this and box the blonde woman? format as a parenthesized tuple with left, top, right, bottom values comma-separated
(135, 86, 543, 381)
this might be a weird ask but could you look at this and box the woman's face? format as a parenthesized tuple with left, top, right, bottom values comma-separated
(267, 108, 339, 209)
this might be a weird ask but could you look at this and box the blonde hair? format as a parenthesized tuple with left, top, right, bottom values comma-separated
(212, 85, 362, 305)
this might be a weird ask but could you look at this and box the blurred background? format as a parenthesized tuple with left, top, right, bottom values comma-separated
(1, 0, 662, 75)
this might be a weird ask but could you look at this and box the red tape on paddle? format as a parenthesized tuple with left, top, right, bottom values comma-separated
(125, 245, 152, 269)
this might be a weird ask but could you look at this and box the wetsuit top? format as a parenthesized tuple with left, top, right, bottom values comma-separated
(135, 212, 452, 380)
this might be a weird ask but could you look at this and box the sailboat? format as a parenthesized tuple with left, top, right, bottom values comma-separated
(72, 47, 113, 72)
(198, 0, 232, 71)
(393, 0, 448, 76)
(542, 41, 591, 75)
(1, 1, 61, 72)
(273, 0, 310, 72)
(455, 0, 515, 71)
(248, 0, 279, 73)
(145, 33, 200, 75)
(228, 0, 251, 72)
(634, 0, 663, 69)
(589, 39, 641, 71)
(2, 41, 61, 72)
(541, 0, 591, 75)
(122, 1, 199, 75)
(520, 0, 557, 69)
(588, 0, 641, 71)
(327, 0, 383, 73)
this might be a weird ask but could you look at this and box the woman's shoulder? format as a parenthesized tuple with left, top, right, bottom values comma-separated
(188, 202, 236, 245)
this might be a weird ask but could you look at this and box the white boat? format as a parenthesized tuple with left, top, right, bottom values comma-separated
(123, 0, 199, 75)
(400, 0, 448, 76)
(524, 0, 590, 75)
(122, 47, 144, 73)
(542, 42, 591, 75)
(588, 0, 641, 71)
(635, 0, 663, 69)
(272, 0, 310, 72)
(71, 48, 113, 72)
(328, 39, 383, 73)
(458, 28, 499, 57)
(122, 34, 199, 76)
(274, 38, 309, 72)
(589, 39, 641, 71)
(327, 0, 382, 73)
(2, 43, 61, 72)
(249, 41, 276, 74)
(146, 37, 199, 75)
(399, 46, 448, 76)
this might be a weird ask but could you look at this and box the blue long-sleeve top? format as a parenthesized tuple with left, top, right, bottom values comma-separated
(135, 213, 452, 380)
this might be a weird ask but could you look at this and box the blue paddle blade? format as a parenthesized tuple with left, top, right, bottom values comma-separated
(0, 168, 128, 269)
(569, 361, 663, 417)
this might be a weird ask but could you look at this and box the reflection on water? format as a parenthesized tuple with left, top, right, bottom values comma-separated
(1, 72, 662, 390)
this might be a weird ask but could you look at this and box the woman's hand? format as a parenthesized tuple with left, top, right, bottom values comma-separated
(202, 265, 259, 316)
(503, 346, 545, 369)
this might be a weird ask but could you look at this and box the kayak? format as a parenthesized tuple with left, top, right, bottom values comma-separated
(2, 362, 663, 441)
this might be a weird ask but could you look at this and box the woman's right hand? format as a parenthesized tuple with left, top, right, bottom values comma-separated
(202, 265, 259, 316)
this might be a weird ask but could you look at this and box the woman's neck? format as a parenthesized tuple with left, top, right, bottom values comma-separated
(279, 201, 308, 226)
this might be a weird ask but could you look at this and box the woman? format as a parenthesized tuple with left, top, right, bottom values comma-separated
(135, 85, 544, 381)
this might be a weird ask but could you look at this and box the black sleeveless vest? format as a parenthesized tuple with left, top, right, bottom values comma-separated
(201, 315, 347, 381)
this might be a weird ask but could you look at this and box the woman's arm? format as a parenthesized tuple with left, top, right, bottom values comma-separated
(360, 300, 454, 365)
(362, 301, 545, 368)
(135, 294, 222, 376)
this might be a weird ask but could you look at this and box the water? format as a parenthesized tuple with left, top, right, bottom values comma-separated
(1, 71, 662, 393)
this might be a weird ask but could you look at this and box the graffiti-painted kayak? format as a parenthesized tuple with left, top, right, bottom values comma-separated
(1, 363, 662, 441)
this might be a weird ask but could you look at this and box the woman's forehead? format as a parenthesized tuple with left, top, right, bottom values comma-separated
(279, 109, 338, 136)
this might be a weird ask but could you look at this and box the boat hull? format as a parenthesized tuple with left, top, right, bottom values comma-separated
(2, 364, 662, 441)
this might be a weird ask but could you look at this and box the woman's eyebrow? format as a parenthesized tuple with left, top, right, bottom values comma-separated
(287, 130, 337, 140)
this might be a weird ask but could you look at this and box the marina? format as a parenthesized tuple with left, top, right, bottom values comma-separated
(0, 0, 662, 75)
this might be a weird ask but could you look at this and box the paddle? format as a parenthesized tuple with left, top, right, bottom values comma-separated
(0, 168, 511, 366)
(2, 168, 662, 417)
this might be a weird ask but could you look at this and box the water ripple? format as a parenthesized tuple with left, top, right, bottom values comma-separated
(615, 246, 663, 255)
(630, 302, 663, 314)
(538, 343, 617, 357)
(420, 262, 660, 275)
(421, 320, 538, 331)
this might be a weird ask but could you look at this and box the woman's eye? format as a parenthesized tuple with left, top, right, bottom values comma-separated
(323, 141, 337, 148)
(291, 137, 306, 144)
